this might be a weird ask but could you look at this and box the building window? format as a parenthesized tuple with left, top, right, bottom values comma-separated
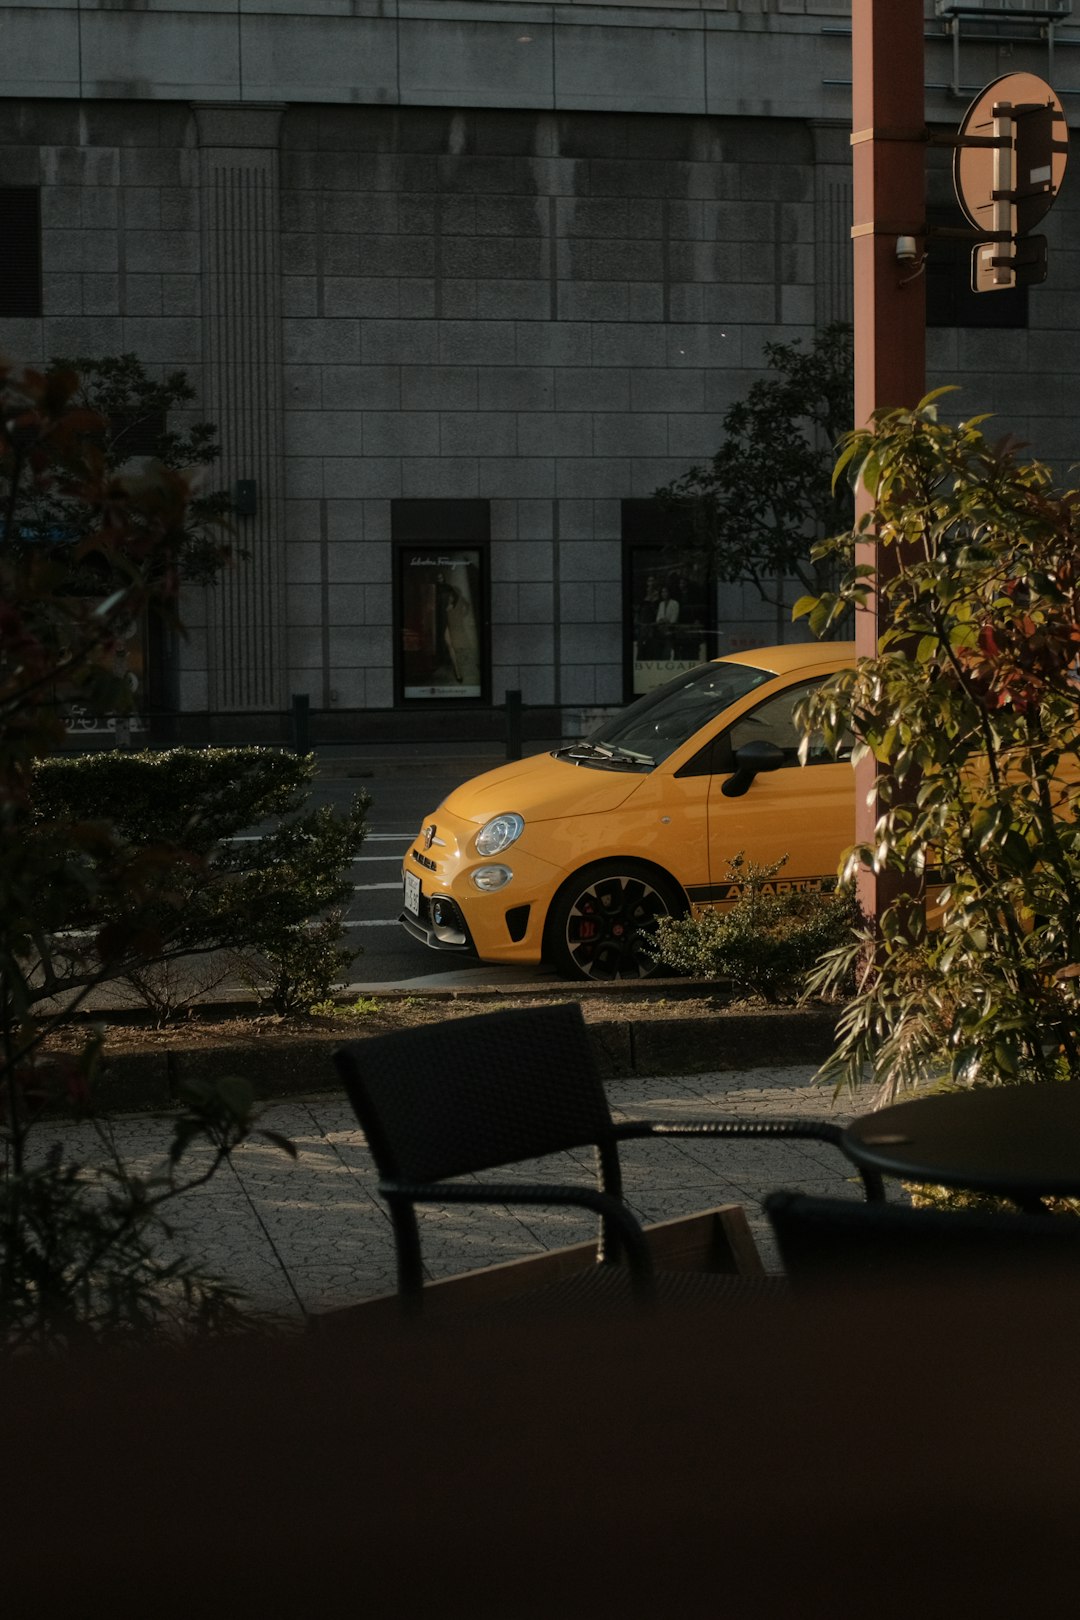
(0, 187, 42, 318)
(621, 500, 714, 701)
(392, 500, 489, 703)
(926, 204, 1028, 329)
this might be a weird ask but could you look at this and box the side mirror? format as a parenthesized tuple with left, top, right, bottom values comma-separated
(720, 739, 787, 798)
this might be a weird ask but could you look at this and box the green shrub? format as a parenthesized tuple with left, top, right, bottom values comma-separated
(798, 394, 1080, 1099)
(236, 914, 354, 1017)
(649, 856, 860, 1003)
(29, 747, 370, 1019)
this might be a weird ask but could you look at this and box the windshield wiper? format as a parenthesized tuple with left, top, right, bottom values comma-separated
(553, 741, 652, 770)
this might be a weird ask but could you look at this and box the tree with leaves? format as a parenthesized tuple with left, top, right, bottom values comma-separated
(17, 353, 230, 587)
(655, 324, 854, 618)
(0, 359, 293, 1350)
(798, 393, 1080, 1104)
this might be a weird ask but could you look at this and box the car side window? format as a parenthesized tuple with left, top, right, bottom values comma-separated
(725, 679, 851, 767)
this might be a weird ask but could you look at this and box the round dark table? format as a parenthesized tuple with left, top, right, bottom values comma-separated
(842, 1082, 1080, 1212)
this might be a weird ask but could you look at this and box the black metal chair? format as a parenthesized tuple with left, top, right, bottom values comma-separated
(333, 1001, 882, 1313)
(765, 1189, 1080, 1286)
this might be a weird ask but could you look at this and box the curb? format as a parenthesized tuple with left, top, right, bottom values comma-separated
(75, 1002, 842, 1115)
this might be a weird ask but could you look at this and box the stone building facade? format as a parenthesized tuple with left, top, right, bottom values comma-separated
(1, 1, 1078, 744)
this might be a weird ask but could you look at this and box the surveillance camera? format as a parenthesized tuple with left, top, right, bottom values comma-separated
(895, 235, 919, 263)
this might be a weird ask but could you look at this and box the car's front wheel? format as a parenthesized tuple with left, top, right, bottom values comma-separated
(544, 861, 683, 981)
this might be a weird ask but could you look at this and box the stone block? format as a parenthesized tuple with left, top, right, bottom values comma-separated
(43, 315, 124, 354)
(479, 280, 551, 321)
(592, 413, 668, 458)
(326, 542, 390, 585)
(281, 191, 319, 232)
(118, 317, 201, 364)
(400, 281, 437, 319)
(438, 321, 517, 365)
(322, 458, 403, 499)
(517, 582, 554, 623)
(322, 584, 367, 627)
(283, 279, 319, 318)
(361, 237, 437, 278)
(438, 154, 520, 195)
(440, 412, 517, 458)
(0, 8, 80, 98)
(630, 367, 705, 413)
(82, 275, 120, 316)
(241, 14, 397, 104)
(285, 542, 321, 585)
(322, 365, 401, 410)
(362, 500, 392, 541)
(592, 324, 667, 367)
(491, 623, 553, 665)
(324, 193, 400, 235)
(287, 410, 362, 458)
(474, 195, 545, 238)
(559, 581, 597, 623)
(402, 365, 478, 411)
(666, 325, 744, 368)
(490, 499, 518, 541)
(559, 283, 630, 323)
(667, 413, 730, 459)
(324, 279, 401, 319)
(125, 230, 200, 275)
(400, 457, 479, 499)
(161, 275, 200, 318)
(286, 628, 324, 669)
(39, 186, 81, 231)
(43, 229, 118, 274)
(705, 283, 778, 324)
(441, 237, 547, 280)
(159, 189, 198, 232)
(555, 458, 631, 498)
(361, 319, 437, 365)
(477, 457, 556, 498)
(491, 541, 554, 583)
(515, 322, 593, 367)
(780, 285, 815, 326)
(42, 273, 83, 316)
(400, 18, 555, 110)
(0, 316, 43, 364)
(285, 458, 324, 499)
(362, 411, 439, 458)
(477, 367, 554, 412)
(286, 584, 324, 628)
(517, 499, 555, 540)
(516, 411, 592, 458)
(630, 458, 692, 496)
(554, 24, 705, 117)
(558, 665, 596, 705)
(559, 538, 621, 581)
(441, 281, 479, 319)
(284, 366, 324, 409)
(491, 582, 518, 623)
(322, 235, 359, 278)
(285, 319, 362, 365)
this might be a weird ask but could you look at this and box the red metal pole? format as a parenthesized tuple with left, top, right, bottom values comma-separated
(851, 0, 926, 918)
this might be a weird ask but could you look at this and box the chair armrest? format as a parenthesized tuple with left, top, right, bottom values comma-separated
(379, 1179, 654, 1284)
(610, 1119, 885, 1202)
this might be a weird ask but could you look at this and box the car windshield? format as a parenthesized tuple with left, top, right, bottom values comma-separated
(581, 660, 775, 767)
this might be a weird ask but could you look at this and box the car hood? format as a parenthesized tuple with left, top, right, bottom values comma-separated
(440, 750, 647, 825)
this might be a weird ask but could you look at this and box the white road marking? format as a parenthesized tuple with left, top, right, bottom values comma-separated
(344, 919, 401, 929)
(352, 883, 402, 892)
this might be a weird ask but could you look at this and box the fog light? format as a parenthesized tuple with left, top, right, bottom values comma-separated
(472, 865, 513, 892)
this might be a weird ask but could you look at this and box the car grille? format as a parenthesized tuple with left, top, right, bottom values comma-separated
(410, 848, 438, 873)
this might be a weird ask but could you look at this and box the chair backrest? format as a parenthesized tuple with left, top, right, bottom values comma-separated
(766, 1190, 1080, 1284)
(334, 1002, 616, 1184)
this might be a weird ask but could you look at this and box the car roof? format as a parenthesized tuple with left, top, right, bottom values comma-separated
(717, 641, 855, 676)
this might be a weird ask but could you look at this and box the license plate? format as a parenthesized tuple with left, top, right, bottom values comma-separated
(404, 869, 421, 916)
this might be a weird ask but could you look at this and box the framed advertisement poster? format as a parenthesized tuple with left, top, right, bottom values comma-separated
(624, 542, 713, 699)
(397, 545, 486, 701)
(622, 499, 714, 700)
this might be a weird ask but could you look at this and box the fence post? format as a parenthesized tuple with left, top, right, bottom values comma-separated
(505, 688, 522, 761)
(290, 693, 311, 755)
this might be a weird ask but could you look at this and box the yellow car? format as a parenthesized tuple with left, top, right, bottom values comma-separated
(400, 642, 856, 980)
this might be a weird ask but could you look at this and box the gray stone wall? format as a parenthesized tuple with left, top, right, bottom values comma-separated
(277, 106, 825, 717)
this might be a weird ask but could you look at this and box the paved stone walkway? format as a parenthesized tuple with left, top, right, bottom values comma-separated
(51, 1064, 880, 1322)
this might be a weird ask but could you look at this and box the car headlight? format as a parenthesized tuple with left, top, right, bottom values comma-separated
(475, 812, 524, 856)
(471, 865, 513, 892)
